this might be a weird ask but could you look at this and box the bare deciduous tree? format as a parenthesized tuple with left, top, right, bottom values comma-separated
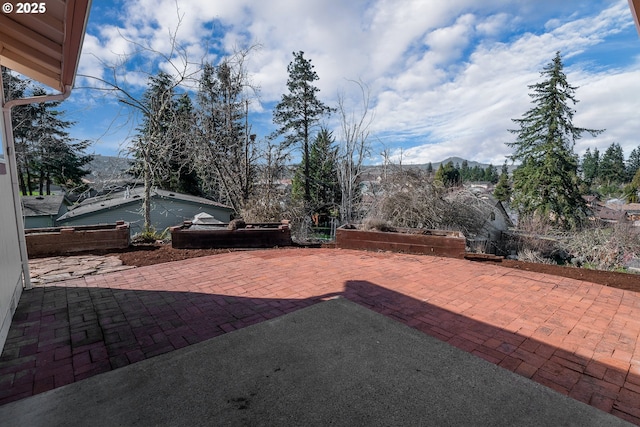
(241, 138, 291, 223)
(336, 79, 374, 223)
(77, 12, 202, 234)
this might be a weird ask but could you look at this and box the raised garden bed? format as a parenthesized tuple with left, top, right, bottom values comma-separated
(171, 221, 292, 249)
(25, 221, 130, 257)
(336, 225, 466, 259)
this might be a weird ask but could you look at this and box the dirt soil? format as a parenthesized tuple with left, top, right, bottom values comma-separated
(107, 243, 640, 294)
(497, 259, 639, 292)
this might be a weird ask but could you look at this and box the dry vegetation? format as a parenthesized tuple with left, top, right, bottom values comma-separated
(508, 217, 640, 272)
(363, 169, 493, 238)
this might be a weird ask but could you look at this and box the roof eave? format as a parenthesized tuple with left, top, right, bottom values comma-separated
(0, 0, 92, 93)
(61, 0, 92, 91)
(630, 0, 640, 38)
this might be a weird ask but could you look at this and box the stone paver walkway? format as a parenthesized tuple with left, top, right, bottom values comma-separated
(28, 255, 135, 285)
(2, 248, 640, 424)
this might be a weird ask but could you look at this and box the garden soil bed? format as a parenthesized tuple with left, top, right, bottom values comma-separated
(104, 244, 640, 293)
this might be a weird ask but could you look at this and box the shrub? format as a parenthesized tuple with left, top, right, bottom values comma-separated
(364, 169, 492, 237)
(508, 215, 564, 262)
(132, 227, 168, 244)
(563, 222, 640, 271)
(362, 217, 395, 232)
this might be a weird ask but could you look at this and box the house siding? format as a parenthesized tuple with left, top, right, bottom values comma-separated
(25, 215, 57, 229)
(57, 196, 233, 235)
(0, 159, 23, 353)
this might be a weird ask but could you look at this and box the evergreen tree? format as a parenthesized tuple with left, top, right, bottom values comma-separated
(291, 128, 340, 213)
(273, 51, 332, 203)
(507, 52, 603, 229)
(483, 164, 499, 184)
(169, 93, 201, 195)
(625, 168, 640, 203)
(460, 160, 470, 181)
(469, 165, 483, 182)
(581, 147, 599, 186)
(599, 142, 626, 185)
(30, 90, 91, 194)
(2, 68, 91, 195)
(195, 58, 257, 210)
(626, 146, 640, 182)
(493, 167, 511, 202)
(434, 161, 460, 186)
(426, 162, 433, 175)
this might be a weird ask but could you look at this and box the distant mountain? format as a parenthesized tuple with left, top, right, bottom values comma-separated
(418, 157, 491, 170)
(84, 155, 138, 190)
(359, 157, 518, 181)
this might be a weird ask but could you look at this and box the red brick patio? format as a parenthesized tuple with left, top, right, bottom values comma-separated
(1, 248, 639, 424)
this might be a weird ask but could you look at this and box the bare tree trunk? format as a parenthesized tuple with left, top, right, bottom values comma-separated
(38, 169, 44, 195)
(243, 100, 252, 202)
(17, 165, 27, 195)
(25, 165, 32, 195)
(337, 80, 373, 223)
(304, 122, 310, 203)
(143, 144, 152, 232)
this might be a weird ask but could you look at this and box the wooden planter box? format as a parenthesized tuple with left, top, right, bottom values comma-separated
(336, 226, 466, 259)
(171, 222, 292, 249)
(25, 222, 130, 257)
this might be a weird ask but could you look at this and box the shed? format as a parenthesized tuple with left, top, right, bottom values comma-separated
(22, 195, 69, 228)
(56, 187, 234, 235)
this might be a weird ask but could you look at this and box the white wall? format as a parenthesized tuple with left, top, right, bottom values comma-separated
(0, 159, 24, 353)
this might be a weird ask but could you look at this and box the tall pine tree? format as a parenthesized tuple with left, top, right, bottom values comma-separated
(291, 128, 340, 213)
(507, 52, 602, 229)
(2, 68, 91, 195)
(581, 147, 600, 186)
(599, 142, 626, 186)
(493, 163, 511, 202)
(272, 51, 332, 203)
(195, 58, 256, 211)
(626, 146, 640, 182)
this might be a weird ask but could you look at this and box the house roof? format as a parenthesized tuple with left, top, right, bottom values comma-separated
(57, 187, 233, 221)
(619, 203, 640, 215)
(0, 0, 92, 92)
(582, 195, 599, 203)
(592, 204, 626, 221)
(630, 0, 640, 36)
(21, 195, 66, 217)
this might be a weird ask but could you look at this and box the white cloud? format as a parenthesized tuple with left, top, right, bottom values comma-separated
(76, 0, 640, 164)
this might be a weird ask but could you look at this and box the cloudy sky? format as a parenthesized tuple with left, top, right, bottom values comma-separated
(66, 0, 640, 165)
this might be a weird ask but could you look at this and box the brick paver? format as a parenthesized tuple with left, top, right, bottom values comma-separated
(1, 248, 640, 424)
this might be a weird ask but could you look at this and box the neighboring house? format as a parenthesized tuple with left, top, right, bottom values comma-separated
(593, 204, 626, 224)
(621, 203, 640, 224)
(22, 195, 69, 229)
(471, 196, 514, 254)
(56, 187, 234, 235)
(586, 196, 640, 226)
